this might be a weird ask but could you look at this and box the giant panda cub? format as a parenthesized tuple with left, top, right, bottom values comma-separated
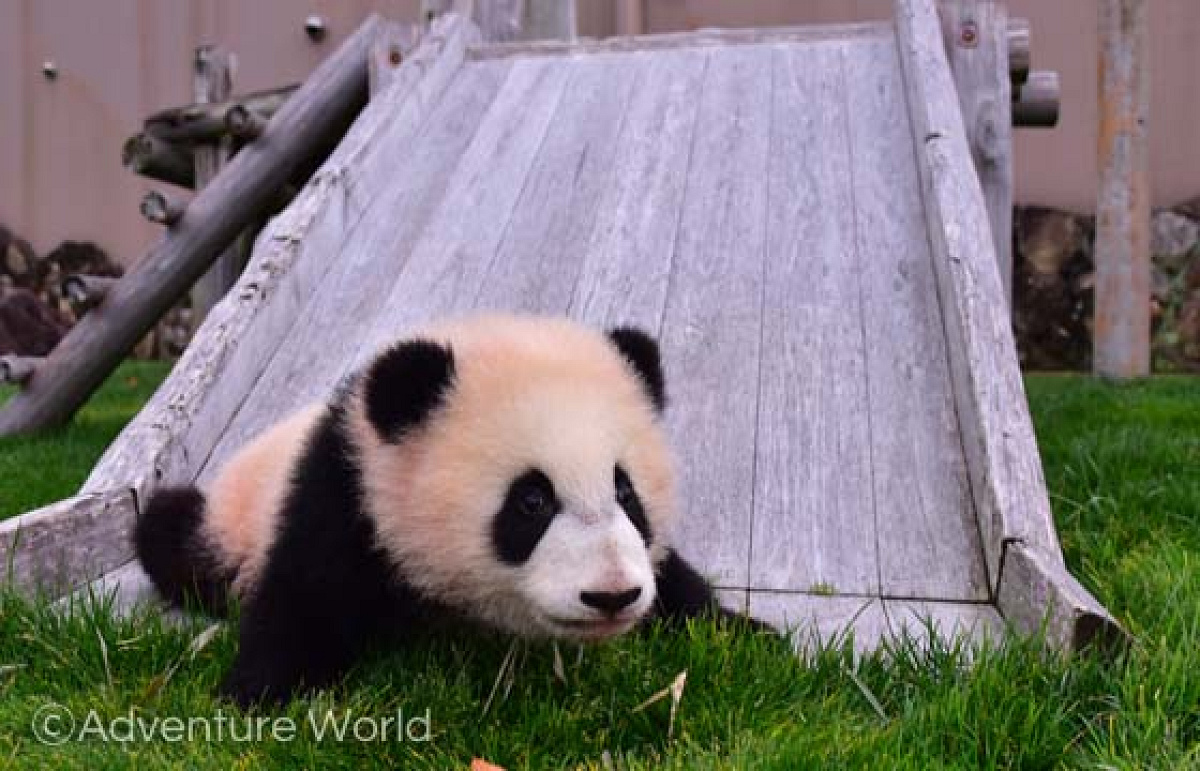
(135, 314, 759, 706)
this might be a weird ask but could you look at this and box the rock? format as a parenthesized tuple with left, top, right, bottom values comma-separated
(0, 288, 66, 356)
(1151, 209, 1199, 270)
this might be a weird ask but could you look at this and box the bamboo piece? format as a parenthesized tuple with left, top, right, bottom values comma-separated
(0, 15, 382, 435)
(1095, 0, 1150, 378)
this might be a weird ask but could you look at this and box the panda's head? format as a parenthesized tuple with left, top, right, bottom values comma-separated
(349, 315, 676, 641)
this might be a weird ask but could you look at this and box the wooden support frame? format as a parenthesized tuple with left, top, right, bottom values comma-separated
(0, 15, 385, 437)
(895, 0, 1122, 650)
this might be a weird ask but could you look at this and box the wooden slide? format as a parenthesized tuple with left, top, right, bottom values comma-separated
(1, 1, 1120, 652)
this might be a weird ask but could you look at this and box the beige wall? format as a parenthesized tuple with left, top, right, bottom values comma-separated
(2, 0, 1198, 265)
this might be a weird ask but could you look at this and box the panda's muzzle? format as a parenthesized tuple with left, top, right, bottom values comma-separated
(579, 587, 643, 615)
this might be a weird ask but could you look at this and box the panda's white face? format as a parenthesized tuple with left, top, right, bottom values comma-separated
(353, 315, 678, 641)
(498, 464, 657, 640)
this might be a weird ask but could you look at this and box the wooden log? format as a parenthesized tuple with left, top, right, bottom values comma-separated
(1, 355, 41, 386)
(1007, 16, 1029, 89)
(190, 47, 240, 332)
(139, 190, 187, 226)
(1095, 0, 1150, 378)
(425, 0, 575, 42)
(121, 132, 195, 189)
(1014, 70, 1059, 127)
(941, 0, 1014, 305)
(0, 15, 383, 435)
(225, 103, 267, 141)
(60, 275, 118, 314)
(142, 84, 298, 145)
(0, 490, 137, 596)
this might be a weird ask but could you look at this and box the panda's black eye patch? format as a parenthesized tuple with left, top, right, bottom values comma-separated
(615, 465, 651, 546)
(493, 469, 559, 566)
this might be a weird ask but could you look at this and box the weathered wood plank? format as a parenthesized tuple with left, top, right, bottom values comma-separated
(200, 59, 510, 480)
(569, 49, 708, 332)
(748, 592, 1003, 654)
(353, 56, 572, 363)
(471, 22, 890, 60)
(88, 13, 480, 494)
(750, 43, 875, 596)
(845, 35, 987, 601)
(656, 46, 773, 588)
(474, 53, 640, 314)
(1, 490, 136, 596)
(894, 0, 1062, 588)
(368, 21, 422, 97)
(57, 561, 163, 618)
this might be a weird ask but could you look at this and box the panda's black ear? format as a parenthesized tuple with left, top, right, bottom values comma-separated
(607, 326, 666, 413)
(363, 339, 455, 443)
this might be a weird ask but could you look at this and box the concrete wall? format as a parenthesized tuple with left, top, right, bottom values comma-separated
(2, 0, 1197, 265)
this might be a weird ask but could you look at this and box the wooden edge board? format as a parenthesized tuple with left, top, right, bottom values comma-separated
(1, 490, 136, 597)
(996, 541, 1126, 652)
(469, 21, 890, 60)
(747, 592, 1005, 657)
(83, 13, 478, 501)
(892, 0, 1123, 649)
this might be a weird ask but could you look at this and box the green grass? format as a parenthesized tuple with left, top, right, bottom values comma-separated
(0, 361, 172, 520)
(1, 374, 1198, 768)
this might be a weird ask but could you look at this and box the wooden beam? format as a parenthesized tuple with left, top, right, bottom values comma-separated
(0, 15, 382, 435)
(121, 132, 195, 189)
(940, 0, 1014, 305)
(190, 47, 242, 332)
(368, 22, 422, 97)
(424, 0, 575, 42)
(0, 490, 137, 596)
(142, 84, 298, 145)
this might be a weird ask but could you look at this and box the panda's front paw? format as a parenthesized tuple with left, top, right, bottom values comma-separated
(218, 660, 301, 709)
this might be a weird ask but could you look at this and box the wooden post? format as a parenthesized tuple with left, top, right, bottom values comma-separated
(616, 0, 645, 36)
(0, 15, 381, 435)
(1095, 0, 1150, 378)
(190, 47, 245, 333)
(940, 0, 1014, 305)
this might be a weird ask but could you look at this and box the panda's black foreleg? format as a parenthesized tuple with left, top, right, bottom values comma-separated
(651, 548, 777, 634)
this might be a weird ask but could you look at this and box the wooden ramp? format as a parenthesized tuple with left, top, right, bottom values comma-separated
(2, 2, 1120, 653)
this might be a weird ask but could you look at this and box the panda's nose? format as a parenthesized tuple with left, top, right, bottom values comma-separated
(580, 587, 642, 615)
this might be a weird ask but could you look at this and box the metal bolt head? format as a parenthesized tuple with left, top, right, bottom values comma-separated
(42, 61, 58, 80)
(388, 45, 403, 66)
(959, 20, 979, 48)
(304, 15, 327, 42)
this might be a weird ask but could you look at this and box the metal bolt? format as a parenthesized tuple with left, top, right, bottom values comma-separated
(959, 20, 979, 48)
(388, 45, 403, 66)
(304, 15, 327, 42)
(42, 61, 58, 80)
